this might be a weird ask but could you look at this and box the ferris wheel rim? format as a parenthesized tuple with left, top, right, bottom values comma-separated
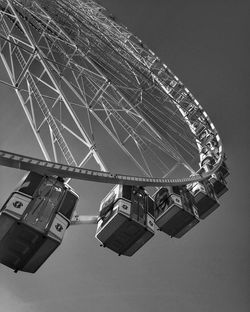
(0, 0, 224, 183)
(0, 149, 225, 187)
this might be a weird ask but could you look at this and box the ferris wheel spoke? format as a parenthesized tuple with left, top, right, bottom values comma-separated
(100, 101, 121, 141)
(135, 142, 153, 177)
(90, 110, 152, 177)
(139, 92, 197, 147)
(141, 87, 192, 134)
(141, 103, 197, 152)
(94, 96, 173, 175)
(139, 106, 198, 165)
(95, 96, 185, 173)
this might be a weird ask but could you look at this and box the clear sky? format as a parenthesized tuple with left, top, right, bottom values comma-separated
(0, 0, 249, 311)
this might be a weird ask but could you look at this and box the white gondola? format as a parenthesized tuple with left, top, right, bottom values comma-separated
(0, 172, 78, 273)
(95, 185, 154, 256)
(154, 186, 199, 238)
(188, 181, 219, 219)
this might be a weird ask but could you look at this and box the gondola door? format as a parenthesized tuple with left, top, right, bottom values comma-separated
(23, 177, 64, 232)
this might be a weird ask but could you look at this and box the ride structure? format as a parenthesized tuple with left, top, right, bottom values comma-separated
(0, 0, 229, 273)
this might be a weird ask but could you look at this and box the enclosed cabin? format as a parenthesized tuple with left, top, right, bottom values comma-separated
(200, 159, 229, 199)
(95, 185, 154, 256)
(188, 180, 219, 220)
(212, 160, 229, 197)
(217, 161, 229, 179)
(154, 186, 199, 238)
(209, 172, 228, 198)
(0, 172, 78, 273)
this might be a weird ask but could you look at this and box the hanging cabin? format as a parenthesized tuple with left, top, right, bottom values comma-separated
(209, 171, 228, 198)
(188, 180, 219, 219)
(218, 161, 230, 179)
(209, 161, 229, 197)
(95, 185, 155, 256)
(154, 186, 199, 238)
(0, 172, 78, 273)
(199, 160, 229, 200)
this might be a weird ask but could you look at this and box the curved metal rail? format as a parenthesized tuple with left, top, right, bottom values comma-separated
(0, 150, 224, 187)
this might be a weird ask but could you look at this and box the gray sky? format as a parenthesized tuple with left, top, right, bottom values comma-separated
(0, 0, 249, 311)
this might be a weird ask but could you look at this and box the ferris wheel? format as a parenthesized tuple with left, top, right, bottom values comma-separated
(0, 0, 229, 273)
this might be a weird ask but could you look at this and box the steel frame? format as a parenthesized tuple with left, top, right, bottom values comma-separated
(0, 0, 223, 182)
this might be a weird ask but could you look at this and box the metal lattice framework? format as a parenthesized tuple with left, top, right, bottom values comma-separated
(0, 0, 224, 185)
